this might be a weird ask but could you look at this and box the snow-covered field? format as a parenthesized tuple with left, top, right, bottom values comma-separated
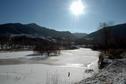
(0, 48, 100, 84)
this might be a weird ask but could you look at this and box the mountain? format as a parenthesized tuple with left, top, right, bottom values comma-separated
(72, 33, 87, 39)
(86, 23, 126, 40)
(85, 23, 126, 48)
(0, 23, 74, 39)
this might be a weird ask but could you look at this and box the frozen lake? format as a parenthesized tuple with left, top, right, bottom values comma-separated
(0, 48, 100, 84)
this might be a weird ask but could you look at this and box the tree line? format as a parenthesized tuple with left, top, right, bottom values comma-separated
(0, 35, 74, 56)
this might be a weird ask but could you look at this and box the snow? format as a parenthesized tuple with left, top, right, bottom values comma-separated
(49, 48, 100, 66)
(78, 59, 126, 84)
(0, 51, 32, 59)
(0, 48, 100, 84)
(0, 64, 86, 84)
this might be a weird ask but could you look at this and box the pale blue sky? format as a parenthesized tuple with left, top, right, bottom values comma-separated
(0, 0, 126, 33)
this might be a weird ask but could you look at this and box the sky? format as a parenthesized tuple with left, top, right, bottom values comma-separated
(0, 0, 126, 33)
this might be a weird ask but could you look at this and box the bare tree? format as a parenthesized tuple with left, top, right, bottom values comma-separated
(95, 22, 114, 50)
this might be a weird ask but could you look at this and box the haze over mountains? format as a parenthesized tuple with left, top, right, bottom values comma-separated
(72, 33, 87, 39)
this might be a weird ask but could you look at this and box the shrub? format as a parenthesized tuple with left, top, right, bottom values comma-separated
(33, 44, 61, 56)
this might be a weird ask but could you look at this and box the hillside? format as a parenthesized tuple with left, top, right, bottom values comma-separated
(86, 23, 126, 39)
(0, 23, 74, 39)
(78, 59, 126, 84)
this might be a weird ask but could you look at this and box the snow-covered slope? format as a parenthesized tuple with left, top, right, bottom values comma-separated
(78, 59, 126, 84)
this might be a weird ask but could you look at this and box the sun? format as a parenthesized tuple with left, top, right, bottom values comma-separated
(70, 0, 85, 16)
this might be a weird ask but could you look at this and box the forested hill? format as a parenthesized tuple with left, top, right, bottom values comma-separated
(0, 23, 74, 39)
(86, 23, 126, 39)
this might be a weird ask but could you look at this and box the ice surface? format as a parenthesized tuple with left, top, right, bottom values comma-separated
(0, 48, 100, 84)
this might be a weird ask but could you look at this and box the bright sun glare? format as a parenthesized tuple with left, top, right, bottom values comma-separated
(70, 0, 85, 16)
